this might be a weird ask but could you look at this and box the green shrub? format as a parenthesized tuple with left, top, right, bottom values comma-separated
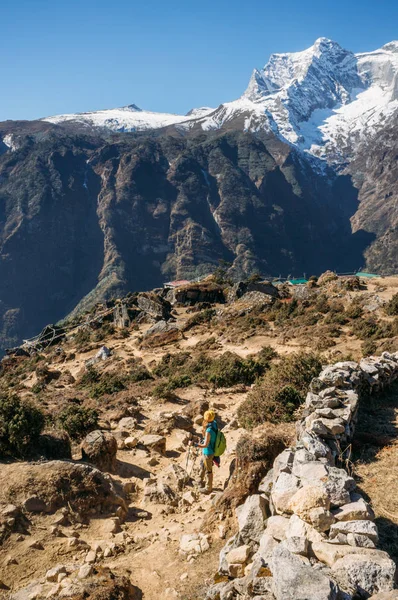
(0, 394, 45, 458)
(207, 352, 263, 387)
(152, 352, 192, 378)
(255, 345, 278, 366)
(352, 317, 397, 340)
(346, 302, 363, 319)
(362, 339, 378, 357)
(385, 293, 398, 316)
(79, 366, 100, 387)
(59, 405, 99, 440)
(90, 372, 126, 398)
(129, 364, 152, 383)
(237, 352, 322, 428)
(74, 328, 91, 348)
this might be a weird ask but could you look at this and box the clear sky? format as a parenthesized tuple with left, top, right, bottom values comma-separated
(1, 0, 398, 121)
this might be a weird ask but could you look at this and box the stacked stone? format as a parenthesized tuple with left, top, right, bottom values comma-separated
(208, 352, 398, 600)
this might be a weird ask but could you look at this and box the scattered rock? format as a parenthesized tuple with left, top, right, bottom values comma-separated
(23, 496, 47, 513)
(180, 533, 210, 557)
(81, 430, 117, 472)
(140, 434, 166, 455)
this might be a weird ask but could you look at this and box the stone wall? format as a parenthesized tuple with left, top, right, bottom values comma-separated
(208, 353, 398, 600)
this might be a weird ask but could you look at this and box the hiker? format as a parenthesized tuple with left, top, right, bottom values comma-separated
(189, 409, 218, 494)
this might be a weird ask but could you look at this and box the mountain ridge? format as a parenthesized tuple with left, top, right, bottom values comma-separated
(38, 38, 398, 165)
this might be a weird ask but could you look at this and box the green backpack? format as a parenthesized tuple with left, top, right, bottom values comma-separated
(214, 430, 227, 457)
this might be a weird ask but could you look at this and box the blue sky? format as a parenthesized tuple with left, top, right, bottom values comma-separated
(1, 0, 398, 121)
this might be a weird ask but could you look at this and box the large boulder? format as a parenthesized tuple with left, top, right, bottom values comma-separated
(236, 494, 268, 543)
(332, 553, 396, 598)
(0, 461, 126, 517)
(271, 545, 339, 600)
(137, 292, 171, 321)
(81, 430, 117, 472)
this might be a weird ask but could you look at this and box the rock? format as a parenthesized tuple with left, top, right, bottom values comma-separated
(2, 504, 20, 517)
(332, 495, 375, 522)
(46, 565, 67, 582)
(137, 292, 171, 320)
(256, 531, 279, 559)
(311, 542, 389, 567)
(301, 433, 333, 461)
(281, 535, 309, 556)
(124, 436, 139, 449)
(329, 520, 379, 544)
(288, 486, 330, 518)
(306, 507, 335, 532)
(140, 434, 166, 455)
(266, 515, 290, 541)
(85, 550, 97, 564)
(273, 449, 295, 479)
(77, 564, 93, 579)
(228, 563, 245, 578)
(102, 517, 121, 534)
(182, 491, 195, 506)
(23, 496, 47, 513)
(218, 534, 244, 574)
(81, 430, 117, 472)
(309, 418, 345, 437)
(180, 533, 210, 557)
(117, 417, 137, 431)
(236, 495, 268, 543)
(322, 467, 356, 507)
(226, 545, 251, 565)
(292, 460, 328, 482)
(271, 472, 301, 514)
(271, 545, 339, 600)
(258, 469, 274, 495)
(164, 463, 187, 491)
(144, 478, 178, 505)
(347, 533, 376, 548)
(332, 553, 396, 597)
(28, 540, 44, 550)
(286, 514, 325, 544)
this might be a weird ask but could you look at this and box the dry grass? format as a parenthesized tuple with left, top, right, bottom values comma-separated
(353, 383, 398, 562)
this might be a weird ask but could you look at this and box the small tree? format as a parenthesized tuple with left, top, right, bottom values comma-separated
(0, 394, 45, 458)
(59, 405, 99, 440)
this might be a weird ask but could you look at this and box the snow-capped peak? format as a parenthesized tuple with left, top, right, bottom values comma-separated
(39, 38, 398, 165)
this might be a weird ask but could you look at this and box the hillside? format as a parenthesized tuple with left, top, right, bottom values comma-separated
(0, 274, 397, 598)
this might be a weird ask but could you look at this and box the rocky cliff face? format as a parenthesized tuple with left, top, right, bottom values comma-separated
(0, 121, 373, 352)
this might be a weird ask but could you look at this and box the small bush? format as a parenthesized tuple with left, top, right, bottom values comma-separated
(90, 372, 126, 398)
(0, 394, 45, 458)
(385, 293, 398, 316)
(207, 352, 263, 387)
(74, 328, 91, 348)
(255, 345, 278, 366)
(237, 352, 322, 428)
(346, 302, 363, 319)
(129, 364, 152, 383)
(59, 405, 99, 440)
(362, 339, 378, 357)
(79, 366, 100, 387)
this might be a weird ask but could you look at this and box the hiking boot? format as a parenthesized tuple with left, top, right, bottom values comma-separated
(199, 487, 212, 495)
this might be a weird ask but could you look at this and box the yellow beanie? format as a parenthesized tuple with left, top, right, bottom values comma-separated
(204, 409, 215, 422)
